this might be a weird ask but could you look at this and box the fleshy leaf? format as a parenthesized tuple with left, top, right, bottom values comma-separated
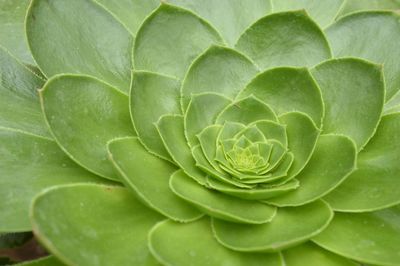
(26, 0, 132, 93)
(40, 75, 134, 181)
(170, 170, 276, 224)
(279, 112, 320, 178)
(149, 217, 283, 266)
(0, 0, 34, 64)
(133, 4, 222, 79)
(192, 145, 251, 188)
(0, 128, 102, 232)
(326, 11, 400, 101)
(339, 0, 400, 16)
(94, 0, 159, 34)
(208, 177, 299, 200)
(0, 47, 49, 138)
(166, 0, 272, 46)
(240, 67, 324, 127)
(271, 0, 345, 28)
(108, 137, 202, 222)
(312, 58, 384, 149)
(181, 45, 258, 110)
(283, 242, 358, 266)
(16, 256, 64, 266)
(251, 120, 287, 148)
(313, 205, 400, 265)
(266, 135, 356, 206)
(130, 71, 181, 161)
(156, 115, 207, 185)
(235, 11, 331, 69)
(185, 93, 231, 147)
(324, 113, 400, 211)
(216, 96, 277, 125)
(31, 184, 163, 266)
(213, 200, 333, 252)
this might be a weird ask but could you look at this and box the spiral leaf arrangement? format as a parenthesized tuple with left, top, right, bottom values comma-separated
(1, 0, 400, 265)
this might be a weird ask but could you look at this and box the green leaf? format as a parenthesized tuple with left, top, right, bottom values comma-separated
(338, 0, 400, 17)
(0, 0, 34, 64)
(156, 115, 207, 185)
(130, 71, 181, 161)
(40, 75, 135, 181)
(170, 170, 277, 224)
(312, 58, 384, 149)
(26, 0, 132, 93)
(16, 256, 64, 266)
(265, 135, 356, 206)
(181, 45, 258, 110)
(279, 112, 320, 179)
(313, 205, 400, 266)
(197, 125, 223, 170)
(235, 11, 332, 69)
(166, 0, 272, 46)
(0, 128, 102, 232)
(271, 0, 345, 28)
(251, 120, 288, 148)
(108, 137, 202, 222)
(133, 4, 222, 79)
(240, 67, 324, 127)
(326, 11, 400, 101)
(283, 242, 358, 266)
(94, 0, 159, 34)
(31, 184, 163, 266)
(324, 113, 400, 211)
(149, 217, 284, 266)
(192, 145, 251, 188)
(0, 47, 49, 138)
(208, 177, 299, 200)
(185, 93, 231, 147)
(212, 200, 333, 252)
(216, 96, 277, 125)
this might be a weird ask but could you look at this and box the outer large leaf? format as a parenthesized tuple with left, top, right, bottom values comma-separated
(26, 0, 132, 93)
(16, 256, 64, 266)
(94, 0, 159, 34)
(0, 0, 34, 64)
(0, 128, 102, 232)
(236, 11, 332, 69)
(266, 135, 356, 206)
(326, 11, 400, 101)
(271, 0, 345, 28)
(0, 48, 49, 138)
(166, 0, 272, 46)
(181, 45, 258, 110)
(212, 200, 333, 252)
(283, 242, 358, 266)
(130, 71, 181, 160)
(339, 0, 400, 16)
(313, 205, 400, 266)
(31, 184, 163, 266)
(108, 137, 203, 222)
(133, 4, 222, 79)
(149, 218, 284, 266)
(324, 113, 400, 211)
(40, 75, 135, 181)
(312, 58, 384, 149)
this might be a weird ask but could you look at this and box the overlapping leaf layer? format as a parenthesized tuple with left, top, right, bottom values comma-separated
(1, 0, 400, 265)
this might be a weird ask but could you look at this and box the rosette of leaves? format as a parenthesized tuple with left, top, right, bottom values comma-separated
(1, 0, 400, 265)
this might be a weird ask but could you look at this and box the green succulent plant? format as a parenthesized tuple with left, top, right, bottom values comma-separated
(1, 0, 400, 265)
